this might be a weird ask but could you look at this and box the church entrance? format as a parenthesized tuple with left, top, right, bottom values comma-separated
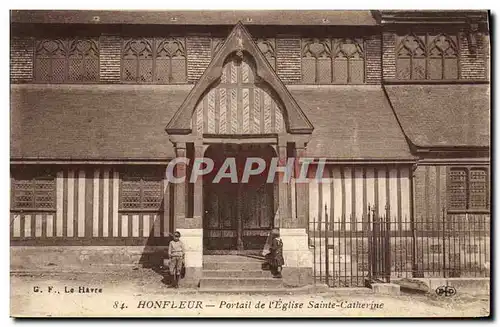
(203, 144, 276, 253)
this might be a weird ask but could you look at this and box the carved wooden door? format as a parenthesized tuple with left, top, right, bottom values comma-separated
(203, 144, 275, 251)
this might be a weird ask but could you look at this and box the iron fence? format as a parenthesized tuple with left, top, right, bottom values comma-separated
(309, 205, 490, 287)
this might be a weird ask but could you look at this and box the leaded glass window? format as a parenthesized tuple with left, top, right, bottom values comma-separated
(34, 38, 99, 83)
(120, 170, 163, 211)
(396, 32, 459, 80)
(301, 37, 365, 84)
(469, 168, 488, 210)
(12, 171, 56, 210)
(448, 167, 489, 211)
(122, 37, 187, 84)
(449, 168, 467, 210)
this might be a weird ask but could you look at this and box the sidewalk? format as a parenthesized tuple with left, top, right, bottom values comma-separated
(10, 266, 490, 317)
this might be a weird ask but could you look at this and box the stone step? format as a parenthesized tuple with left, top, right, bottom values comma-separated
(199, 277, 284, 289)
(203, 255, 265, 263)
(198, 288, 292, 294)
(203, 269, 271, 278)
(203, 261, 263, 271)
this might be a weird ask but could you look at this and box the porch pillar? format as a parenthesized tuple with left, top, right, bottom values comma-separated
(295, 141, 308, 229)
(277, 138, 313, 286)
(192, 141, 204, 223)
(173, 141, 202, 286)
(277, 140, 292, 228)
(173, 142, 187, 230)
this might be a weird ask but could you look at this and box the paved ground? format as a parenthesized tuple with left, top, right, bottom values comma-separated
(10, 267, 490, 318)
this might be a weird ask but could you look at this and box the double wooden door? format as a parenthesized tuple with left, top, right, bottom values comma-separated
(203, 144, 276, 251)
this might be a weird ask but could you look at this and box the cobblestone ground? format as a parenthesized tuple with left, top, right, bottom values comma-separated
(10, 268, 490, 318)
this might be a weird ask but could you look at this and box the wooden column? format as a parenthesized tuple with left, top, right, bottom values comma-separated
(173, 142, 187, 231)
(192, 141, 204, 221)
(295, 141, 308, 229)
(277, 140, 292, 228)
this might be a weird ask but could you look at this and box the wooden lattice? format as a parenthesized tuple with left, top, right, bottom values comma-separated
(34, 38, 99, 83)
(301, 37, 365, 84)
(120, 175, 163, 211)
(448, 167, 489, 211)
(122, 37, 187, 84)
(12, 176, 56, 210)
(396, 32, 459, 80)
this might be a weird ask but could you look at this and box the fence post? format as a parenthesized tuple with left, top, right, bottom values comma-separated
(312, 219, 316, 285)
(385, 204, 391, 283)
(442, 207, 446, 278)
(367, 204, 372, 280)
(324, 204, 329, 286)
(372, 205, 379, 279)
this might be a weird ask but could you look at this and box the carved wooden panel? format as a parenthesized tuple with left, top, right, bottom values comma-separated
(34, 38, 99, 83)
(396, 32, 458, 80)
(449, 168, 467, 210)
(469, 168, 488, 210)
(301, 37, 365, 84)
(120, 169, 163, 211)
(12, 173, 56, 210)
(122, 37, 187, 84)
(192, 54, 286, 135)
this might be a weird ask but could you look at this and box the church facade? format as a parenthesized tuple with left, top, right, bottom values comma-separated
(10, 10, 490, 286)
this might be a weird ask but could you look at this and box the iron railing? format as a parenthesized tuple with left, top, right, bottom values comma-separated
(309, 205, 490, 287)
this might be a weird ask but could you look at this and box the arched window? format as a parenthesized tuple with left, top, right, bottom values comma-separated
(35, 39, 67, 83)
(155, 38, 187, 83)
(122, 38, 153, 83)
(301, 37, 365, 84)
(428, 34, 459, 80)
(122, 37, 187, 84)
(34, 38, 99, 83)
(68, 39, 99, 82)
(396, 32, 459, 80)
(396, 34, 427, 80)
(332, 38, 365, 84)
(301, 38, 331, 84)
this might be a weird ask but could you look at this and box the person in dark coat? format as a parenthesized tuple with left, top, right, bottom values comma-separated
(269, 228, 284, 278)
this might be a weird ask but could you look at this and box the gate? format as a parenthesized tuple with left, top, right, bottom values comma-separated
(309, 204, 391, 287)
(309, 205, 490, 287)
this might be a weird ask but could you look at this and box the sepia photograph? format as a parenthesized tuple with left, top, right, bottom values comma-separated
(8, 9, 491, 318)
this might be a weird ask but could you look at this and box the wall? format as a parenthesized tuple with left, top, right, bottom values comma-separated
(382, 29, 490, 81)
(10, 166, 171, 246)
(308, 165, 412, 228)
(10, 28, 382, 85)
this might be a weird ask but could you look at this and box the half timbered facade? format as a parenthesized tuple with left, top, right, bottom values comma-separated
(10, 10, 490, 287)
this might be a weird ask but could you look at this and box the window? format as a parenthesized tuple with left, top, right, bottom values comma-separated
(12, 170, 56, 210)
(396, 33, 459, 80)
(301, 37, 365, 84)
(448, 167, 489, 211)
(122, 37, 187, 83)
(120, 169, 164, 211)
(34, 38, 99, 83)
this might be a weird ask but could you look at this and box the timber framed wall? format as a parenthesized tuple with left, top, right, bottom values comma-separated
(10, 165, 173, 246)
(307, 164, 412, 230)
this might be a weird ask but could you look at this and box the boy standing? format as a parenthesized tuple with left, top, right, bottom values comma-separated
(168, 231, 185, 288)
